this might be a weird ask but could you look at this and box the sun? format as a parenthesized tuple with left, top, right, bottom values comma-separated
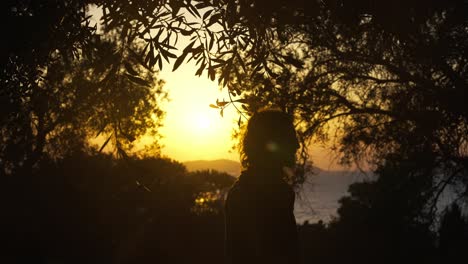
(151, 62, 241, 162)
(186, 111, 214, 135)
(194, 114, 211, 131)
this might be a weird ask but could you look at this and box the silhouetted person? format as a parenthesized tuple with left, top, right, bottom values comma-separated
(225, 109, 300, 264)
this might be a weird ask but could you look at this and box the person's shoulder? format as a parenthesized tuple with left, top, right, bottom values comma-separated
(276, 180, 296, 202)
(225, 180, 243, 204)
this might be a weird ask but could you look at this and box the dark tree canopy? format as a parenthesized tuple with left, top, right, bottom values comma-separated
(99, 0, 467, 218)
(1, 0, 467, 222)
(1, 1, 167, 176)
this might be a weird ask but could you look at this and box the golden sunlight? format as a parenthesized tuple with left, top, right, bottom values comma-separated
(141, 63, 347, 169)
(157, 63, 240, 162)
(192, 113, 212, 131)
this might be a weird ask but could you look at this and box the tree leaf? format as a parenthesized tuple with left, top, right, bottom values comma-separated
(203, 9, 213, 21)
(282, 54, 304, 68)
(234, 98, 248, 104)
(207, 13, 221, 28)
(195, 2, 208, 9)
(184, 40, 196, 52)
(124, 62, 139, 76)
(208, 67, 216, 81)
(187, 3, 201, 18)
(209, 34, 215, 50)
(209, 104, 219, 108)
(216, 101, 228, 107)
(195, 62, 206, 76)
(180, 28, 194, 36)
(125, 73, 150, 86)
(172, 49, 189, 71)
(164, 49, 177, 58)
(157, 54, 162, 70)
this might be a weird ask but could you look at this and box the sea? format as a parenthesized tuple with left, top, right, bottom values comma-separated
(293, 170, 372, 224)
(293, 170, 463, 224)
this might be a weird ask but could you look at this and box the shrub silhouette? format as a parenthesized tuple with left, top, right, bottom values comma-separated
(1, 152, 235, 263)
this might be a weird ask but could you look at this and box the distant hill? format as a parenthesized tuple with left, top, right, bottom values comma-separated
(184, 159, 242, 176)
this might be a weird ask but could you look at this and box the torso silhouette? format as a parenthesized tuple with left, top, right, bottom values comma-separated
(224, 169, 299, 264)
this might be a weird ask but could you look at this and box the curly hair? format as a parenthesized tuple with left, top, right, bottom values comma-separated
(240, 109, 299, 170)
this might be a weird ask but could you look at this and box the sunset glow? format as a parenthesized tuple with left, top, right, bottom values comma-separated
(192, 113, 212, 132)
(143, 63, 347, 170)
(87, 6, 342, 169)
(156, 63, 240, 162)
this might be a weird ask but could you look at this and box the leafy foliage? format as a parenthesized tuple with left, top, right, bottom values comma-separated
(0, 1, 167, 176)
(93, 1, 468, 204)
(188, 169, 236, 214)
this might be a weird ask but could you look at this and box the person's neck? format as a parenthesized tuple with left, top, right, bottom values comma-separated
(247, 165, 284, 178)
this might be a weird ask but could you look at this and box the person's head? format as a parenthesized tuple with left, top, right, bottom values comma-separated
(240, 109, 299, 171)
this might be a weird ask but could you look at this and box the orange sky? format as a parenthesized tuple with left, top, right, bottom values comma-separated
(156, 62, 240, 162)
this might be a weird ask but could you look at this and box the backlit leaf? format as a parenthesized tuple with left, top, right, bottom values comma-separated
(125, 74, 150, 86)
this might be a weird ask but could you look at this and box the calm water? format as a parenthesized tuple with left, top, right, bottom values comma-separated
(294, 170, 373, 224)
(293, 170, 462, 224)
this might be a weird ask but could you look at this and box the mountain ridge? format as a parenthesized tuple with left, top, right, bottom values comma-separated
(183, 159, 242, 176)
(183, 159, 358, 177)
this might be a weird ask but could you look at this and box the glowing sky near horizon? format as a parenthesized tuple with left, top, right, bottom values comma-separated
(156, 60, 345, 170)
